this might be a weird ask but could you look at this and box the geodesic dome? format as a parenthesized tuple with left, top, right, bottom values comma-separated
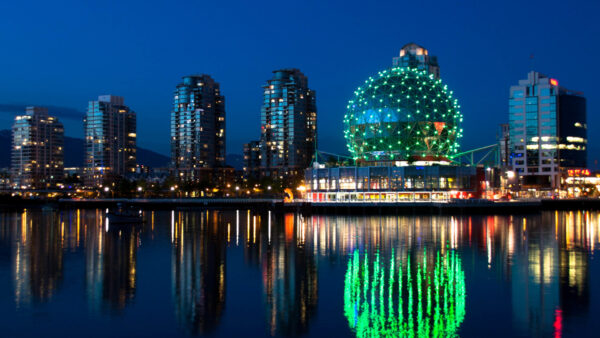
(343, 67, 462, 162)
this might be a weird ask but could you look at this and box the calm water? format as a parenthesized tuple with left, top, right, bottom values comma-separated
(0, 208, 599, 337)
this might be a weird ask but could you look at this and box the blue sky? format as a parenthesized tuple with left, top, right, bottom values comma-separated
(0, 0, 598, 167)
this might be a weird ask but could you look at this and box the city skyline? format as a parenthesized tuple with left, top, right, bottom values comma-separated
(0, 1, 598, 167)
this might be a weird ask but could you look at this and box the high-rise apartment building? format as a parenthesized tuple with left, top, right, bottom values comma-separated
(11, 107, 64, 189)
(84, 95, 136, 187)
(508, 71, 587, 188)
(243, 140, 261, 180)
(170, 75, 226, 182)
(393, 43, 440, 79)
(260, 69, 317, 180)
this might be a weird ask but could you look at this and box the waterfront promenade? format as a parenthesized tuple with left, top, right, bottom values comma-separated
(48, 197, 600, 214)
(2, 196, 598, 214)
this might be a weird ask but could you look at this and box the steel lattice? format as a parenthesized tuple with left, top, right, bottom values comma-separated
(344, 67, 463, 161)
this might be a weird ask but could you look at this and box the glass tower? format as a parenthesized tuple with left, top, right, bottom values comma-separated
(84, 95, 136, 187)
(11, 107, 64, 189)
(170, 75, 226, 182)
(260, 69, 317, 179)
(392, 43, 440, 79)
(508, 71, 587, 188)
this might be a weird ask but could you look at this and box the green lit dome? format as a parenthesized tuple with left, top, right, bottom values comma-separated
(343, 67, 462, 161)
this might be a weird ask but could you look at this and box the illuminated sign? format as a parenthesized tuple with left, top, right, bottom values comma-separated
(567, 169, 591, 177)
(550, 79, 558, 86)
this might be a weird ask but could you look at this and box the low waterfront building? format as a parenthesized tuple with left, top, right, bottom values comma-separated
(305, 165, 480, 202)
(304, 44, 495, 203)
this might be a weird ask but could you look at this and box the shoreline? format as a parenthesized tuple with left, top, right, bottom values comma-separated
(1, 197, 599, 215)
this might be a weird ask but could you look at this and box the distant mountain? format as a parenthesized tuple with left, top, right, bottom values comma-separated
(0, 129, 170, 168)
(226, 153, 244, 170)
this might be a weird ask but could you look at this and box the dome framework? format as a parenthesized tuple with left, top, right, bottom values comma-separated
(343, 67, 463, 162)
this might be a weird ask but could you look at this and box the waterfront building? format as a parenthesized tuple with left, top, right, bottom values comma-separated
(508, 71, 587, 189)
(11, 107, 64, 189)
(392, 43, 440, 79)
(84, 95, 136, 187)
(243, 140, 261, 180)
(260, 69, 317, 180)
(498, 123, 510, 168)
(170, 75, 226, 182)
(343, 66, 462, 163)
(307, 51, 482, 202)
(305, 165, 479, 202)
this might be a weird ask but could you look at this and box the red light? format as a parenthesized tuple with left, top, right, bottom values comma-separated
(550, 79, 558, 86)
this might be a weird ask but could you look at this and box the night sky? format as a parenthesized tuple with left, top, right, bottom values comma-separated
(1, 0, 598, 167)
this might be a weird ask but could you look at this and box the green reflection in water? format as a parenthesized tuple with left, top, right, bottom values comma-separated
(344, 249, 466, 337)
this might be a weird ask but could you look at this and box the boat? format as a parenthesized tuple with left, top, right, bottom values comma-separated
(107, 203, 144, 224)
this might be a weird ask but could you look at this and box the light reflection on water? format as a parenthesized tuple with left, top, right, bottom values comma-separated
(0, 209, 599, 337)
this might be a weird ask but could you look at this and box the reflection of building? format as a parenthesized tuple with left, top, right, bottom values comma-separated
(172, 211, 226, 334)
(170, 75, 226, 182)
(11, 107, 64, 189)
(85, 209, 105, 311)
(11, 210, 64, 305)
(508, 72, 587, 189)
(260, 69, 317, 180)
(262, 213, 318, 336)
(102, 223, 139, 310)
(82, 208, 139, 312)
(510, 215, 560, 336)
(84, 95, 136, 186)
(392, 42, 440, 79)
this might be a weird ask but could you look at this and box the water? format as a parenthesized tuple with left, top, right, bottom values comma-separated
(0, 208, 599, 337)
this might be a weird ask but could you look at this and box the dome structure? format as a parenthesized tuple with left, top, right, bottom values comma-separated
(343, 67, 462, 162)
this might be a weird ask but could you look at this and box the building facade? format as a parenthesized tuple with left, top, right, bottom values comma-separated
(11, 107, 64, 189)
(508, 72, 587, 189)
(392, 43, 440, 79)
(243, 140, 261, 180)
(260, 69, 317, 180)
(498, 123, 510, 168)
(84, 95, 136, 187)
(170, 75, 226, 182)
(305, 165, 480, 202)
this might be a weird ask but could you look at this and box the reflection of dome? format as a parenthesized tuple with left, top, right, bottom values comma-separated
(343, 67, 462, 161)
(344, 249, 466, 337)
